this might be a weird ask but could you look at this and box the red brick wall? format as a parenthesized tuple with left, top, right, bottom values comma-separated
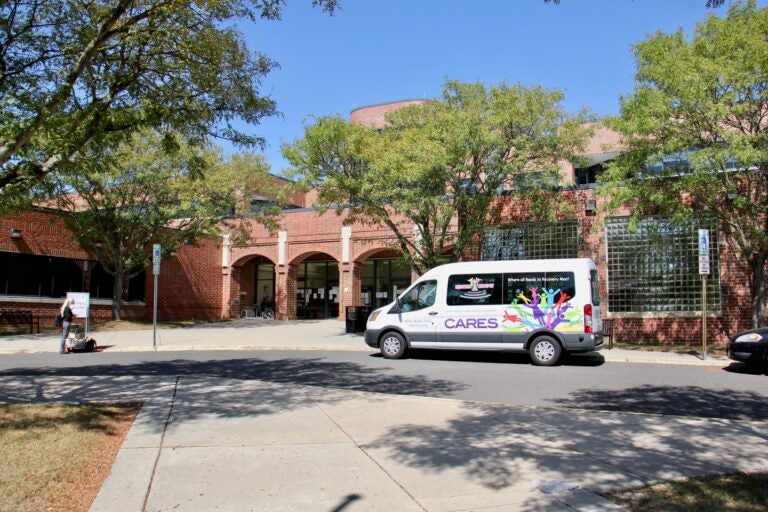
(349, 100, 426, 128)
(150, 237, 225, 321)
(0, 209, 87, 259)
(0, 208, 152, 326)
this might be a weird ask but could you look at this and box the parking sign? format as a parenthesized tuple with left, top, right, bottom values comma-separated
(153, 244, 161, 275)
(698, 229, 710, 275)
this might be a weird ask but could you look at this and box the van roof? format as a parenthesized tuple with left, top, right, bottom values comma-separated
(421, 258, 596, 278)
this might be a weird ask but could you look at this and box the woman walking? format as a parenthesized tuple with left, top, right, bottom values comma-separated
(59, 297, 74, 354)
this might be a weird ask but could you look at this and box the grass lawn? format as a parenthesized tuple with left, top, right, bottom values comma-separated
(0, 403, 141, 512)
(604, 472, 768, 511)
(0, 319, 206, 336)
(90, 319, 202, 331)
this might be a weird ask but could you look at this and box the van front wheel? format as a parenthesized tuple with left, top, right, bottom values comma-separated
(380, 332, 407, 359)
(529, 336, 561, 366)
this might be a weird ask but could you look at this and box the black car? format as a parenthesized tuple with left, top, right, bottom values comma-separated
(727, 328, 768, 369)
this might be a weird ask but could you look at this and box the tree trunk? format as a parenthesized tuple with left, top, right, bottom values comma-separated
(112, 270, 123, 321)
(750, 256, 767, 328)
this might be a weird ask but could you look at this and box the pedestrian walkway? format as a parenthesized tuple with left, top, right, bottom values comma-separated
(1, 373, 765, 512)
(0, 318, 732, 367)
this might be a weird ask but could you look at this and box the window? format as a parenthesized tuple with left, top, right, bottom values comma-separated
(89, 263, 145, 301)
(361, 258, 411, 308)
(0, 252, 145, 301)
(575, 164, 604, 188)
(250, 198, 276, 214)
(447, 274, 503, 306)
(399, 280, 437, 312)
(642, 148, 698, 176)
(606, 217, 721, 314)
(503, 272, 579, 331)
(483, 220, 579, 261)
(511, 171, 559, 191)
(504, 272, 576, 305)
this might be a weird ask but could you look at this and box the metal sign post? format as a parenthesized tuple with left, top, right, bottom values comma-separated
(152, 244, 161, 350)
(698, 229, 710, 360)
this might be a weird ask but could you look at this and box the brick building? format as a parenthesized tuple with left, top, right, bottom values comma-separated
(0, 100, 756, 347)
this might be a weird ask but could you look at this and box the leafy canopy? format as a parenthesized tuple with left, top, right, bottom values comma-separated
(0, 0, 337, 209)
(285, 80, 590, 275)
(601, 0, 768, 326)
(47, 130, 274, 319)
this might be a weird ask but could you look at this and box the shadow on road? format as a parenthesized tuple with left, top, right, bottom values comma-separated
(552, 384, 768, 420)
(385, 349, 605, 367)
(0, 356, 467, 397)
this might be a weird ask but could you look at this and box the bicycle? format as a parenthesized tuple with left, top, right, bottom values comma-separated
(260, 306, 275, 320)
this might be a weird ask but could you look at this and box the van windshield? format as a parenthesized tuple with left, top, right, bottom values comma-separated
(398, 280, 437, 312)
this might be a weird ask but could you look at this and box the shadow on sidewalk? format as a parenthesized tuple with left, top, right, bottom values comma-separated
(363, 392, 768, 507)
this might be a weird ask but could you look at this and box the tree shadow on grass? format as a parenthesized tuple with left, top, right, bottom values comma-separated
(0, 403, 141, 436)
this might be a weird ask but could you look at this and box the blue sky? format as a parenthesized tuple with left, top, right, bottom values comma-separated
(234, 0, 766, 174)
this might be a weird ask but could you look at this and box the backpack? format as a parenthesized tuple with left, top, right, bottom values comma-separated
(54, 313, 62, 328)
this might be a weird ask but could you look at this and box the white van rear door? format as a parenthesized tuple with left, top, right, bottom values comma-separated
(590, 268, 603, 333)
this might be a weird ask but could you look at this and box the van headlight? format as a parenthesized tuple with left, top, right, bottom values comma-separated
(369, 310, 381, 322)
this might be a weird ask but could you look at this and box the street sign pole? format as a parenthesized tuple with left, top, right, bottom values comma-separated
(698, 230, 710, 360)
(702, 275, 707, 360)
(152, 244, 161, 350)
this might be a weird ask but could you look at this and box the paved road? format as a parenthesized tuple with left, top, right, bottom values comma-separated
(2, 349, 766, 420)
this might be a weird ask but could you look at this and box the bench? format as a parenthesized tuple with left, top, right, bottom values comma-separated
(602, 318, 615, 349)
(0, 310, 40, 334)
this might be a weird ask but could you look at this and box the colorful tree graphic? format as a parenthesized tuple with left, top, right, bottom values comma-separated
(502, 286, 582, 332)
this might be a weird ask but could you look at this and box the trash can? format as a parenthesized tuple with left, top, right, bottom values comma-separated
(356, 306, 373, 332)
(345, 306, 358, 334)
(346, 306, 373, 334)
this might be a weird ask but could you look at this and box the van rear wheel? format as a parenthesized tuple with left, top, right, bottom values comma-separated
(380, 332, 407, 359)
(529, 336, 561, 366)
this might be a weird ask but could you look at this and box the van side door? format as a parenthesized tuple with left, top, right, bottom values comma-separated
(440, 273, 503, 347)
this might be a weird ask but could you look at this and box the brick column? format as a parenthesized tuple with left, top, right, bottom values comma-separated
(221, 267, 230, 319)
(276, 263, 298, 320)
(339, 261, 363, 321)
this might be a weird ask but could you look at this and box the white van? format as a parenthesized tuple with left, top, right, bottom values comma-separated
(364, 258, 603, 365)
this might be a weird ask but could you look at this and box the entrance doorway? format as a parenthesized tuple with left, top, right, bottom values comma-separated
(253, 258, 275, 315)
(296, 260, 339, 319)
(361, 258, 412, 309)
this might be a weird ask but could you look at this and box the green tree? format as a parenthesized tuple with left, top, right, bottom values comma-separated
(601, 1, 768, 327)
(284, 80, 589, 276)
(0, 0, 336, 208)
(47, 131, 273, 320)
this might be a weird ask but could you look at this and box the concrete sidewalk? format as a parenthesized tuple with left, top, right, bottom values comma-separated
(1, 373, 765, 512)
(0, 318, 732, 367)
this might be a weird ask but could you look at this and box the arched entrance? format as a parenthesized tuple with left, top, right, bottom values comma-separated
(295, 253, 340, 319)
(359, 250, 412, 309)
(232, 255, 276, 317)
(252, 256, 276, 315)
